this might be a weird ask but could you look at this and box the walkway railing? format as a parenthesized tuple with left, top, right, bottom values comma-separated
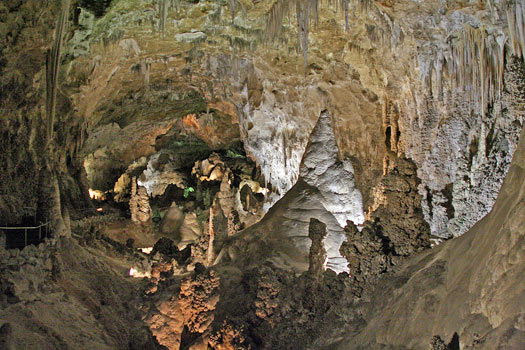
(0, 221, 50, 248)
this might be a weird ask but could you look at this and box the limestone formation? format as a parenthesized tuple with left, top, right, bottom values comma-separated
(138, 151, 187, 198)
(175, 31, 207, 43)
(192, 153, 226, 182)
(308, 218, 327, 281)
(236, 111, 365, 273)
(300, 111, 365, 229)
(341, 157, 431, 284)
(130, 178, 152, 223)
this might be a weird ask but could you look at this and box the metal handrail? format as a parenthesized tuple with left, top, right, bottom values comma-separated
(0, 222, 50, 247)
(0, 222, 49, 230)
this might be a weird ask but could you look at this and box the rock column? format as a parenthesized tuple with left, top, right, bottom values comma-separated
(308, 218, 327, 281)
(130, 177, 152, 223)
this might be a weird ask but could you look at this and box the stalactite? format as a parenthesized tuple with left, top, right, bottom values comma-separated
(266, 0, 291, 40)
(434, 52, 443, 100)
(506, 0, 525, 58)
(516, 0, 525, 57)
(312, 0, 319, 28)
(438, 21, 515, 117)
(297, 0, 310, 74)
(343, 0, 349, 32)
(158, 0, 169, 38)
(496, 34, 506, 99)
(477, 28, 487, 116)
(229, 0, 236, 23)
(355, 0, 372, 13)
(46, 0, 70, 147)
(264, 0, 328, 75)
(171, 0, 179, 13)
(296, 0, 301, 54)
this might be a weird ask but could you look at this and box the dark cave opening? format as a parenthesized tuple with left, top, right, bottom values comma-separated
(79, 0, 113, 18)
(385, 126, 392, 150)
(442, 183, 455, 220)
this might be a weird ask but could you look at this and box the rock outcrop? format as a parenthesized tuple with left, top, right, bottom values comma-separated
(0, 237, 163, 350)
(341, 156, 431, 286)
(318, 125, 525, 349)
(216, 111, 367, 273)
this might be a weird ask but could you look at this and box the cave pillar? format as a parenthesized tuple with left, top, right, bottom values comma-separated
(136, 186, 152, 222)
(130, 177, 152, 223)
(308, 218, 327, 281)
(217, 169, 240, 236)
(130, 177, 138, 222)
(207, 206, 215, 266)
(38, 161, 69, 238)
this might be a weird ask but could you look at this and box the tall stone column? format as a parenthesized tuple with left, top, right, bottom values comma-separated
(136, 186, 152, 223)
(130, 177, 138, 223)
(130, 178, 151, 223)
(308, 218, 327, 281)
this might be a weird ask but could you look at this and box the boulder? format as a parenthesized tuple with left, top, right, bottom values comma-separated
(175, 32, 206, 43)
(119, 38, 141, 57)
(160, 203, 185, 241)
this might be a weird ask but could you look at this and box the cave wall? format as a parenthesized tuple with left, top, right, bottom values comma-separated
(66, 0, 523, 241)
(0, 0, 91, 227)
(1, 0, 523, 250)
(320, 123, 525, 350)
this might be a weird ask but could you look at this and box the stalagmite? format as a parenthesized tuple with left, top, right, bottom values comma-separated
(308, 218, 327, 282)
(130, 177, 138, 223)
(140, 58, 152, 95)
(207, 207, 215, 266)
(130, 177, 153, 223)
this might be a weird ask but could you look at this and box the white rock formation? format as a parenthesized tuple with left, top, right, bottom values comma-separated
(300, 111, 365, 228)
(175, 31, 206, 43)
(299, 111, 364, 272)
(137, 152, 187, 198)
(239, 112, 366, 273)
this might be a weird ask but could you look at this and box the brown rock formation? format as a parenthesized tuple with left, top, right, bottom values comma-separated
(130, 177, 152, 223)
(308, 218, 327, 281)
(341, 156, 430, 286)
